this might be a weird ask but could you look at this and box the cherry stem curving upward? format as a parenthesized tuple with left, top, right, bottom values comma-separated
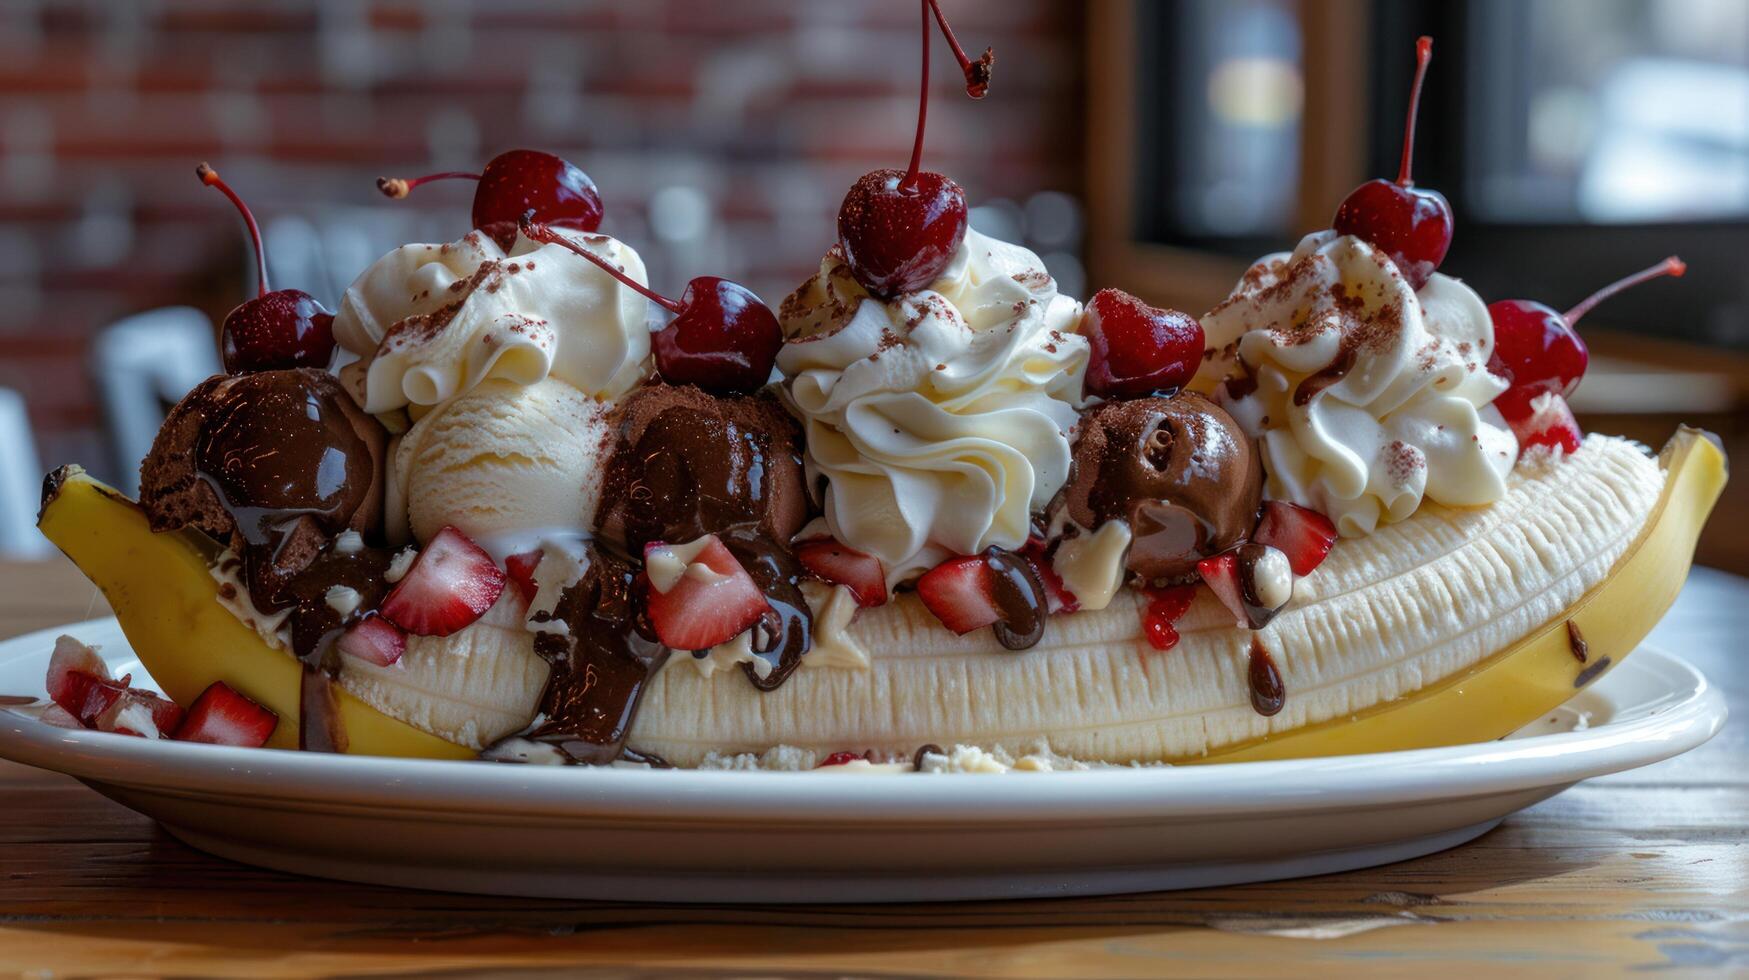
(517, 213, 684, 315)
(902, 0, 996, 190)
(374, 171, 483, 200)
(1564, 256, 1686, 326)
(903, 0, 932, 188)
(1396, 36, 1434, 187)
(196, 162, 269, 297)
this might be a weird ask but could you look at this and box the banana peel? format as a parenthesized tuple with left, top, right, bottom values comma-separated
(36, 467, 473, 759)
(36, 427, 1724, 765)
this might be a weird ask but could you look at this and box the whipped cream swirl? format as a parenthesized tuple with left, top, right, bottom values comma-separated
(1199, 231, 1517, 536)
(778, 230, 1089, 583)
(333, 228, 652, 414)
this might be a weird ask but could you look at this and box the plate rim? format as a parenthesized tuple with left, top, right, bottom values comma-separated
(0, 617, 1727, 824)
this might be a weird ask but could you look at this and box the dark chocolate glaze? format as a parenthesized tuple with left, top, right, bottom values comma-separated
(1233, 542, 1287, 630)
(1247, 636, 1286, 716)
(1053, 393, 1262, 584)
(721, 530, 813, 690)
(1566, 620, 1589, 664)
(1292, 345, 1358, 407)
(517, 545, 671, 765)
(985, 548, 1049, 650)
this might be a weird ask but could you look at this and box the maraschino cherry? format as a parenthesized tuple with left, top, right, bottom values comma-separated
(377, 149, 603, 250)
(1488, 256, 1686, 416)
(1332, 36, 1453, 290)
(836, 0, 995, 298)
(518, 214, 780, 395)
(196, 163, 336, 374)
(1080, 288, 1204, 400)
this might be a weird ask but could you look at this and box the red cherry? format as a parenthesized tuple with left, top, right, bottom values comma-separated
(1080, 288, 1204, 400)
(196, 163, 336, 374)
(1488, 255, 1685, 415)
(1331, 36, 1453, 290)
(836, 0, 994, 298)
(378, 149, 603, 251)
(520, 216, 780, 395)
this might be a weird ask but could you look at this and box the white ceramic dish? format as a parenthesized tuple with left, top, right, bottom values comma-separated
(0, 617, 1726, 903)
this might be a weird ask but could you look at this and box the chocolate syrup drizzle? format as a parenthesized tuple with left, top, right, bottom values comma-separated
(1247, 637, 1286, 716)
(984, 548, 1049, 650)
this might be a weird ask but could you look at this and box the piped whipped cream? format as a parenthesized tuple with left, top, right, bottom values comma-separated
(778, 229, 1090, 583)
(333, 227, 653, 414)
(1200, 231, 1517, 536)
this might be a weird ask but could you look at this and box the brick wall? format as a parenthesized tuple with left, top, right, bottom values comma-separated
(0, 0, 1086, 482)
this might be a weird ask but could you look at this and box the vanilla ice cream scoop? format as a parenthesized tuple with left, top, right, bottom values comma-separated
(334, 227, 653, 414)
(388, 377, 611, 553)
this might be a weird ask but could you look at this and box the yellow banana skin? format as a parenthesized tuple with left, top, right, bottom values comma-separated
(35, 426, 1724, 765)
(36, 468, 474, 760)
(1194, 427, 1725, 763)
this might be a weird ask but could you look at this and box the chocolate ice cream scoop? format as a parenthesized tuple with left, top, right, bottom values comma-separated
(140, 368, 386, 607)
(595, 383, 808, 554)
(1052, 392, 1261, 584)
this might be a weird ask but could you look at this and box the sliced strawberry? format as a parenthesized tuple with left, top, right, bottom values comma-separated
(642, 535, 770, 650)
(1503, 391, 1583, 455)
(1020, 536, 1079, 614)
(1140, 585, 1197, 652)
(46, 634, 110, 709)
(37, 704, 82, 730)
(504, 549, 543, 605)
(795, 539, 887, 607)
(379, 526, 507, 637)
(172, 682, 278, 747)
(95, 689, 182, 738)
(337, 614, 407, 667)
(1252, 501, 1338, 576)
(1198, 543, 1294, 630)
(60, 670, 130, 728)
(817, 751, 863, 767)
(915, 555, 1003, 634)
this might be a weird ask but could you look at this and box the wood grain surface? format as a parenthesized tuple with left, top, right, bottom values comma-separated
(1, 556, 1744, 978)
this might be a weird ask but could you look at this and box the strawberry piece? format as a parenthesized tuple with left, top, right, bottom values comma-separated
(915, 555, 1003, 634)
(504, 549, 542, 605)
(379, 526, 507, 637)
(1198, 544, 1294, 630)
(172, 682, 278, 747)
(60, 671, 129, 728)
(1020, 535, 1079, 614)
(1198, 552, 1250, 629)
(795, 539, 887, 607)
(95, 689, 182, 738)
(46, 634, 110, 709)
(1503, 391, 1583, 455)
(337, 614, 407, 667)
(642, 535, 770, 650)
(1140, 585, 1197, 652)
(817, 751, 862, 767)
(37, 704, 82, 730)
(1252, 501, 1338, 576)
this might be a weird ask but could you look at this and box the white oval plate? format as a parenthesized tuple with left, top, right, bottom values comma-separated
(0, 617, 1726, 903)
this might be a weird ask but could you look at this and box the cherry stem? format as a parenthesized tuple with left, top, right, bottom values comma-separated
(375, 171, 482, 200)
(903, 0, 931, 188)
(195, 162, 269, 297)
(1396, 36, 1434, 187)
(1564, 256, 1686, 326)
(925, 0, 994, 98)
(518, 214, 684, 315)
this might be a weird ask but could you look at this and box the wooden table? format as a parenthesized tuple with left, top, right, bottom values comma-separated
(2, 556, 1744, 977)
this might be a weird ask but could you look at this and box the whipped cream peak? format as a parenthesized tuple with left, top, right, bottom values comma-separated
(1201, 231, 1516, 536)
(779, 229, 1089, 583)
(334, 227, 653, 414)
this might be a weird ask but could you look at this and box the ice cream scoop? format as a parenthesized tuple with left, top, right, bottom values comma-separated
(1051, 392, 1261, 584)
(594, 383, 808, 555)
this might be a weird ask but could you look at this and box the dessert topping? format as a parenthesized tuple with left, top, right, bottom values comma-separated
(376, 148, 604, 250)
(1251, 501, 1338, 577)
(1080, 288, 1205, 400)
(915, 548, 1049, 650)
(378, 525, 507, 638)
(1198, 543, 1293, 631)
(795, 539, 889, 608)
(196, 163, 338, 373)
(642, 534, 770, 650)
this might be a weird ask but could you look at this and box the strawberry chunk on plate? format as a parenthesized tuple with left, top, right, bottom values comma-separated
(171, 682, 278, 747)
(795, 539, 887, 607)
(337, 613, 407, 667)
(380, 526, 507, 637)
(504, 549, 543, 605)
(1503, 391, 1583, 455)
(1252, 501, 1338, 576)
(643, 534, 770, 650)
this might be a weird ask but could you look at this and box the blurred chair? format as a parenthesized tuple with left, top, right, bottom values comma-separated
(92, 307, 220, 496)
(0, 387, 51, 558)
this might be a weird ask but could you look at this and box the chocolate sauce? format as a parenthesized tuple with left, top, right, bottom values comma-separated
(516, 545, 671, 764)
(1573, 655, 1612, 689)
(984, 548, 1049, 650)
(1566, 620, 1588, 663)
(298, 664, 348, 753)
(1232, 542, 1286, 630)
(1247, 637, 1285, 716)
(1292, 345, 1358, 407)
(912, 743, 944, 771)
(721, 531, 813, 689)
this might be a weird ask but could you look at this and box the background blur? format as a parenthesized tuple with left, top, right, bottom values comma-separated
(0, 0, 1743, 569)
